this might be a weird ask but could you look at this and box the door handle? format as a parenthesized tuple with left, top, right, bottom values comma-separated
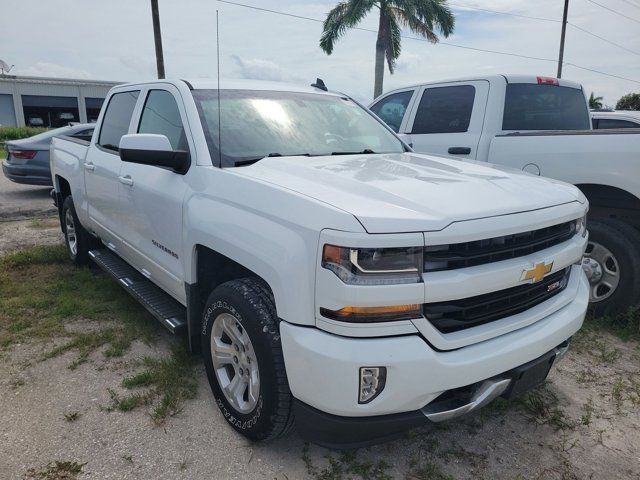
(84, 162, 95, 171)
(118, 175, 134, 186)
(448, 147, 471, 155)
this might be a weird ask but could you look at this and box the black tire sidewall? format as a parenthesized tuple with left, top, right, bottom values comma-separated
(587, 219, 640, 315)
(61, 196, 88, 265)
(201, 284, 283, 440)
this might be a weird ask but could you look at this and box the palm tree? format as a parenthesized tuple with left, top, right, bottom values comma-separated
(589, 92, 604, 110)
(320, 1, 454, 98)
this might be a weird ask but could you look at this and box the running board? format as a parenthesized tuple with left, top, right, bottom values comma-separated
(88, 249, 187, 335)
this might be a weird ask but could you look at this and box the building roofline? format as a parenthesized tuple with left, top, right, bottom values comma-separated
(0, 74, 122, 87)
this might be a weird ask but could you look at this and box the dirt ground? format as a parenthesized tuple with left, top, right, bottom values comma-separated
(0, 220, 639, 480)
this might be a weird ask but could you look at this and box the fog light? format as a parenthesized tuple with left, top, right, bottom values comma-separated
(359, 367, 387, 404)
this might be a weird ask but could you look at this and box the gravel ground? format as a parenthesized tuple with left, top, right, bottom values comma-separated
(1, 221, 639, 480)
(0, 173, 56, 220)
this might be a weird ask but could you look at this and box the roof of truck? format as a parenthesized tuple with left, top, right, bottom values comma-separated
(114, 78, 342, 96)
(370, 74, 583, 103)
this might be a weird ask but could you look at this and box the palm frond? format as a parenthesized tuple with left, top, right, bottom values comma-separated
(380, 6, 402, 73)
(389, 5, 438, 43)
(320, 0, 377, 54)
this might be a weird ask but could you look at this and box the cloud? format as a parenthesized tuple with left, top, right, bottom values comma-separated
(15, 62, 92, 79)
(230, 54, 305, 83)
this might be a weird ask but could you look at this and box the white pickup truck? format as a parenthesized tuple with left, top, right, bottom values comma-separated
(370, 75, 640, 315)
(51, 79, 588, 448)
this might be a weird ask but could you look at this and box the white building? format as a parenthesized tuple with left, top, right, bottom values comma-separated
(0, 75, 121, 128)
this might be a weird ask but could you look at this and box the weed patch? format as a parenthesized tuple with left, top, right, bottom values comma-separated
(302, 444, 392, 480)
(105, 344, 198, 424)
(24, 460, 85, 480)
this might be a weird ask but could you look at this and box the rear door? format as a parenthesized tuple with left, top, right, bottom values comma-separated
(85, 90, 140, 247)
(404, 81, 489, 159)
(117, 86, 191, 301)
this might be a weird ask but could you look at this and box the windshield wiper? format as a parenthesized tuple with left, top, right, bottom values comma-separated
(233, 152, 313, 167)
(330, 149, 376, 156)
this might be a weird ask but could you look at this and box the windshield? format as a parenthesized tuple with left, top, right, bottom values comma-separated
(502, 84, 590, 131)
(192, 89, 406, 167)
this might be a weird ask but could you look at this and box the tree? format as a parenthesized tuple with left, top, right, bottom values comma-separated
(320, 0, 454, 98)
(588, 92, 603, 110)
(616, 93, 640, 111)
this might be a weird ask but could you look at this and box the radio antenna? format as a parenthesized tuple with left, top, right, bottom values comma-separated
(216, 9, 222, 167)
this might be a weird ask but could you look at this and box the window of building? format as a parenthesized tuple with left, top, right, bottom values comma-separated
(21, 95, 80, 128)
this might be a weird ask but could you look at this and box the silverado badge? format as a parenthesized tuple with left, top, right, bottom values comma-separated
(521, 261, 554, 284)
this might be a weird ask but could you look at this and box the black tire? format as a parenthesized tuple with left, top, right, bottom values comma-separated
(61, 196, 95, 265)
(201, 277, 294, 441)
(585, 218, 640, 316)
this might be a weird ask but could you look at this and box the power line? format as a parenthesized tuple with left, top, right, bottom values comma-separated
(616, 0, 640, 10)
(583, 0, 640, 23)
(568, 22, 640, 56)
(448, 3, 559, 23)
(216, 0, 640, 85)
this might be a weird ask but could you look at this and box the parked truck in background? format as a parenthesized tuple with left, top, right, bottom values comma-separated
(370, 74, 640, 315)
(51, 79, 589, 447)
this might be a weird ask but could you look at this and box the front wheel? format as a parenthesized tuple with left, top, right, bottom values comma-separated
(202, 278, 294, 441)
(583, 219, 640, 316)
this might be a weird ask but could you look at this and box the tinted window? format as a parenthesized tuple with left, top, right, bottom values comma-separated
(98, 91, 140, 151)
(138, 90, 188, 150)
(503, 84, 590, 131)
(595, 118, 640, 129)
(411, 85, 475, 134)
(193, 90, 405, 168)
(370, 91, 413, 132)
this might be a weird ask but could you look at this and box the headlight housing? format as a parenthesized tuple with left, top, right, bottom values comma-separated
(322, 244, 423, 285)
(575, 214, 587, 237)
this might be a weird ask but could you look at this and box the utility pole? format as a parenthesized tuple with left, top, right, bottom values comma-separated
(557, 0, 569, 78)
(151, 0, 165, 79)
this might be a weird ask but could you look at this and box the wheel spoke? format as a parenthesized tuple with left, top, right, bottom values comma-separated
(212, 341, 235, 366)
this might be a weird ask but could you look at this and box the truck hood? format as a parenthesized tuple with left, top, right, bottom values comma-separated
(236, 152, 584, 233)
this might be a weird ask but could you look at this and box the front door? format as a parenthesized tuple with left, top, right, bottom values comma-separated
(117, 86, 191, 302)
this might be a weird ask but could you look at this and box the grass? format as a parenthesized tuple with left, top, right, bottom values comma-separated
(302, 444, 393, 480)
(517, 384, 576, 431)
(63, 411, 80, 422)
(105, 344, 198, 424)
(0, 245, 157, 365)
(24, 461, 85, 480)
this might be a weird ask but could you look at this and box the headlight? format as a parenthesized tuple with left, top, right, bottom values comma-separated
(575, 214, 587, 237)
(322, 244, 423, 285)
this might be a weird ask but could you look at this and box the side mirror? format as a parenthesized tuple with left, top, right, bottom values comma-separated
(119, 134, 190, 174)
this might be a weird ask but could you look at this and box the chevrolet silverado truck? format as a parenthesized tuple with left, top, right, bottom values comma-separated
(51, 79, 589, 448)
(370, 74, 640, 315)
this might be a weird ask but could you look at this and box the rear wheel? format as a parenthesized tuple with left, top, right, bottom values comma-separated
(583, 219, 640, 316)
(201, 278, 294, 441)
(61, 196, 94, 265)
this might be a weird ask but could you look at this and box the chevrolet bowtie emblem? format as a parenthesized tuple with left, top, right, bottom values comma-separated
(521, 261, 554, 283)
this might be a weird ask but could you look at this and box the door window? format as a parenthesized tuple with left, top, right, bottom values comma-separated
(595, 118, 640, 129)
(412, 85, 475, 134)
(370, 91, 413, 132)
(138, 90, 188, 151)
(98, 91, 140, 152)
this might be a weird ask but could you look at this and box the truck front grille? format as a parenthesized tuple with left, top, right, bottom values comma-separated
(424, 268, 571, 333)
(424, 221, 575, 272)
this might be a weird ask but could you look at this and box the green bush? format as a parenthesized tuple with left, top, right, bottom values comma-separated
(0, 126, 47, 142)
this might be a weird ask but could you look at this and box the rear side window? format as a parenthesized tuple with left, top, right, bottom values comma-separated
(503, 84, 590, 131)
(98, 91, 140, 151)
(370, 91, 413, 132)
(411, 85, 475, 134)
(595, 118, 640, 129)
(138, 90, 188, 150)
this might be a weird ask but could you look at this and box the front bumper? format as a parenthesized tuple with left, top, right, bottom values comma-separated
(2, 160, 52, 186)
(281, 270, 588, 444)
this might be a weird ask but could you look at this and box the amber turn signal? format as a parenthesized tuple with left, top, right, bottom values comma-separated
(320, 304, 422, 323)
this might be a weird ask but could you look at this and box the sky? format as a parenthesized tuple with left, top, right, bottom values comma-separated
(2, 0, 639, 105)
